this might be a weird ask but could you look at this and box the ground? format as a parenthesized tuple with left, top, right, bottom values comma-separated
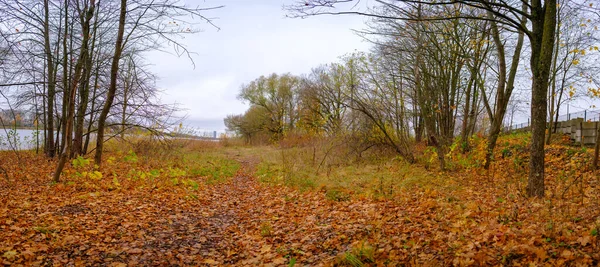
(1, 135, 600, 266)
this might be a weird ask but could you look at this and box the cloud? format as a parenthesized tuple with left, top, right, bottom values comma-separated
(146, 0, 370, 131)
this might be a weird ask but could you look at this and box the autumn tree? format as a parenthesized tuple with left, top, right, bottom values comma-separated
(224, 106, 271, 144)
(288, 0, 559, 197)
(481, 5, 526, 169)
(297, 64, 351, 136)
(237, 73, 300, 140)
(359, 4, 487, 169)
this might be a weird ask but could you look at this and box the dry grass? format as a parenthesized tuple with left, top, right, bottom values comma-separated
(109, 133, 600, 244)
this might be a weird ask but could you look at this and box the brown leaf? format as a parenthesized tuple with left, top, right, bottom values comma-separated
(203, 259, 219, 265)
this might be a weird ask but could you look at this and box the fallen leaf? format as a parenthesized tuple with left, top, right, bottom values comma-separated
(2, 250, 17, 260)
(203, 259, 219, 265)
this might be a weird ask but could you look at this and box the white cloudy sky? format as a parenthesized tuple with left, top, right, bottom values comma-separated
(147, 0, 371, 132)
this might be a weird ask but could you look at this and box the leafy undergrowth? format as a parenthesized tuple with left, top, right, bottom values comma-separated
(1, 136, 600, 265)
(233, 133, 600, 265)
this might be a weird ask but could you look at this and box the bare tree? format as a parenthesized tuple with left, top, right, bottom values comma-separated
(481, 5, 526, 169)
(288, 0, 559, 197)
(94, 0, 127, 167)
(94, 0, 222, 167)
(54, 0, 96, 183)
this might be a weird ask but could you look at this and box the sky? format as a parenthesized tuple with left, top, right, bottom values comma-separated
(147, 0, 371, 132)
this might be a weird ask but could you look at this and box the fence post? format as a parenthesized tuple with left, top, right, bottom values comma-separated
(585, 110, 587, 122)
(581, 120, 584, 147)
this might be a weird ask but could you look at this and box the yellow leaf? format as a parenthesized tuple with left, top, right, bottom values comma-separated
(3, 250, 18, 259)
(260, 245, 272, 253)
(86, 229, 99, 235)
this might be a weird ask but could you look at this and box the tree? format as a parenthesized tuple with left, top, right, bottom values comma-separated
(89, 0, 222, 167)
(43, 0, 57, 158)
(54, 0, 96, 183)
(298, 64, 350, 135)
(94, 0, 127, 167)
(460, 19, 490, 153)
(237, 73, 300, 140)
(288, 0, 558, 197)
(481, 6, 526, 169)
(224, 106, 270, 144)
(0, 0, 221, 181)
(546, 1, 598, 144)
(346, 52, 415, 163)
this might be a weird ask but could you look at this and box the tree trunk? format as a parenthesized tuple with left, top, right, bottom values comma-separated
(54, 0, 95, 182)
(415, 116, 424, 142)
(546, 81, 556, 145)
(484, 120, 502, 169)
(95, 0, 127, 167)
(593, 122, 599, 170)
(483, 7, 525, 170)
(468, 81, 479, 136)
(527, 0, 557, 198)
(54, 0, 96, 182)
(59, 0, 69, 156)
(72, 3, 99, 157)
(43, 0, 56, 158)
(72, 67, 92, 157)
(121, 58, 132, 139)
(528, 77, 548, 198)
(461, 78, 473, 153)
(546, 12, 561, 145)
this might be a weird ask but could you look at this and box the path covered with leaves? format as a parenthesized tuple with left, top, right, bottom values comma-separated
(2, 148, 600, 266)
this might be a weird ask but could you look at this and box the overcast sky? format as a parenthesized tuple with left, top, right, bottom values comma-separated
(147, 0, 371, 132)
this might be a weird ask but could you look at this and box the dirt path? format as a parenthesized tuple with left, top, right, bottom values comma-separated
(1, 158, 398, 266)
(6, 156, 596, 265)
(172, 161, 385, 266)
(4, 150, 600, 266)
